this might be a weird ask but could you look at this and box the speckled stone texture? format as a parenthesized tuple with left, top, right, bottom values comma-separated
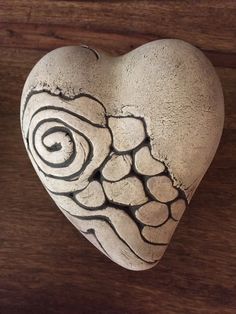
(21, 39, 224, 270)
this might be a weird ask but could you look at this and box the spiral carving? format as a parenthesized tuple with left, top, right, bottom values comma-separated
(22, 91, 187, 270)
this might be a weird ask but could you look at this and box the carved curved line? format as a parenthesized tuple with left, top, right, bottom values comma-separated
(29, 118, 95, 180)
(81, 229, 110, 258)
(56, 191, 169, 248)
(80, 45, 100, 60)
(48, 185, 176, 247)
(30, 106, 106, 129)
(36, 126, 77, 168)
(22, 89, 107, 124)
(62, 207, 159, 265)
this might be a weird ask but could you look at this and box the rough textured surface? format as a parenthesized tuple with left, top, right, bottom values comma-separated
(108, 117, 146, 152)
(101, 153, 132, 181)
(102, 177, 148, 206)
(75, 181, 105, 208)
(170, 199, 186, 221)
(0, 0, 236, 313)
(134, 146, 165, 175)
(135, 202, 169, 226)
(21, 39, 223, 271)
(142, 219, 178, 244)
(146, 176, 179, 203)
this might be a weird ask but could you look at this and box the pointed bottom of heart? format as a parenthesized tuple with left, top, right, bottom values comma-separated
(61, 204, 182, 271)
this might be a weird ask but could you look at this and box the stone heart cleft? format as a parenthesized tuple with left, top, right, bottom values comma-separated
(21, 40, 224, 270)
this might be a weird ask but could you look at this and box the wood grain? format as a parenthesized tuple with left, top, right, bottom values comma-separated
(0, 1, 236, 313)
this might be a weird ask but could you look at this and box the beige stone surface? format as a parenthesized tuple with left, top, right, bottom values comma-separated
(147, 176, 179, 202)
(102, 177, 148, 206)
(170, 199, 186, 221)
(134, 146, 165, 176)
(21, 39, 224, 270)
(108, 117, 146, 152)
(142, 219, 178, 244)
(101, 153, 132, 181)
(135, 201, 169, 226)
(75, 181, 105, 208)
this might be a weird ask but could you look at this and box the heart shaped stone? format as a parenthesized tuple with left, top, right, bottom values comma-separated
(21, 40, 224, 270)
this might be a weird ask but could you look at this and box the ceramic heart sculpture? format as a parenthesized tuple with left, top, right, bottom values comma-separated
(21, 40, 224, 270)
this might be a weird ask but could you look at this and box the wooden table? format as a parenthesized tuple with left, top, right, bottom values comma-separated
(0, 1, 235, 313)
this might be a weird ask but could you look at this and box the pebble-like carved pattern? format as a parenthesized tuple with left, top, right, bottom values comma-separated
(22, 91, 188, 270)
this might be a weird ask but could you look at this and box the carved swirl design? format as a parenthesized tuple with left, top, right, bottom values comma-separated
(22, 91, 187, 270)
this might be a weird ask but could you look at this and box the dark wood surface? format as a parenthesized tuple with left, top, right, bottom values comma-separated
(0, 1, 236, 313)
